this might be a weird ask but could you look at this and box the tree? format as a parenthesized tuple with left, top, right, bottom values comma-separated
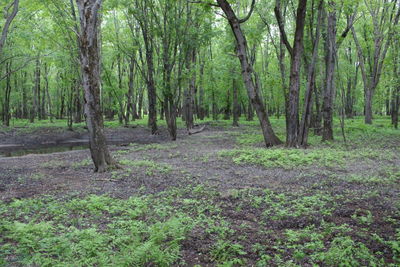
(0, 0, 19, 55)
(217, 0, 282, 147)
(352, 0, 400, 124)
(76, 0, 115, 172)
(274, 0, 308, 147)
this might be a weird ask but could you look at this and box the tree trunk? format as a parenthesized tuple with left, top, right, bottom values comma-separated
(3, 62, 12, 126)
(44, 63, 53, 122)
(76, 0, 114, 172)
(198, 57, 205, 120)
(232, 77, 239, 127)
(277, 0, 308, 147)
(217, 0, 282, 146)
(322, 5, 336, 141)
(298, 0, 323, 147)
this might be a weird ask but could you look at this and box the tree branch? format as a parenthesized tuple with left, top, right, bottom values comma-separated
(238, 0, 256, 23)
(274, 0, 293, 57)
(0, 0, 19, 55)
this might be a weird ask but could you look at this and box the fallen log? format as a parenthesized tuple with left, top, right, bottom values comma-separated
(188, 125, 206, 135)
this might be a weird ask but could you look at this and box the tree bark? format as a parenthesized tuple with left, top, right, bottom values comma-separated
(275, 0, 308, 147)
(76, 0, 114, 172)
(232, 77, 239, 127)
(217, 0, 282, 147)
(322, 4, 337, 141)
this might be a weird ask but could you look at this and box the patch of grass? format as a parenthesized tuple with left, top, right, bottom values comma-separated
(119, 159, 172, 176)
(41, 160, 68, 168)
(72, 158, 92, 169)
(128, 143, 178, 152)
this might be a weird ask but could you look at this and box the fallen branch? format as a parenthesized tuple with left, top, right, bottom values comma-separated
(188, 125, 206, 135)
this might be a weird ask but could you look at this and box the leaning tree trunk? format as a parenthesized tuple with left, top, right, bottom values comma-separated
(217, 0, 282, 146)
(76, 0, 114, 172)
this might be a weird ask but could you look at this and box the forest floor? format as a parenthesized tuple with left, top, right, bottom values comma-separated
(0, 117, 399, 266)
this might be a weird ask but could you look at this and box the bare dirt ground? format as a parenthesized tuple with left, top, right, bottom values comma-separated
(0, 123, 399, 266)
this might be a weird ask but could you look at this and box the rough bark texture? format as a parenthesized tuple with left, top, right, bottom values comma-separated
(322, 5, 337, 141)
(275, 0, 308, 147)
(217, 0, 282, 147)
(76, 0, 114, 172)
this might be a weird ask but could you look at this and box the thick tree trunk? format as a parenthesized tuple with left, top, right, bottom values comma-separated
(76, 0, 114, 172)
(217, 0, 282, 146)
(142, 29, 158, 134)
(322, 6, 337, 141)
(280, 0, 308, 147)
(364, 89, 373, 124)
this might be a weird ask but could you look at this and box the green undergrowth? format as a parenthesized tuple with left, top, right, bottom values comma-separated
(1, 186, 399, 266)
(219, 147, 392, 169)
(116, 159, 173, 177)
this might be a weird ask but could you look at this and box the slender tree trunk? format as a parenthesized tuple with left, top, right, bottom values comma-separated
(22, 71, 27, 119)
(298, 0, 323, 147)
(198, 57, 205, 120)
(44, 63, 53, 122)
(3, 62, 12, 126)
(34, 57, 41, 120)
(0, 0, 19, 55)
(223, 86, 231, 120)
(232, 77, 239, 127)
(212, 88, 218, 120)
(76, 0, 114, 172)
(217, 0, 282, 146)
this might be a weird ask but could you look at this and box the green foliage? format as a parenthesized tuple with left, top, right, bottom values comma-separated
(211, 240, 246, 266)
(314, 236, 382, 266)
(0, 194, 194, 266)
(220, 148, 347, 169)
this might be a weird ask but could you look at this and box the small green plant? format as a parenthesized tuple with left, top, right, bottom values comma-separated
(211, 240, 246, 265)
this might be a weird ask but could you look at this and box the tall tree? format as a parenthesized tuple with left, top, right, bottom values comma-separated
(217, 0, 282, 147)
(76, 0, 115, 172)
(352, 0, 400, 124)
(274, 0, 308, 147)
